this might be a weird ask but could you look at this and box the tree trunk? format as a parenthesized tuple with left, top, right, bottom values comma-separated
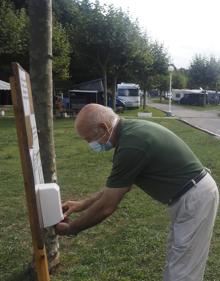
(160, 91, 162, 103)
(112, 75, 118, 112)
(203, 90, 207, 106)
(29, 0, 59, 271)
(103, 68, 108, 106)
(97, 54, 108, 106)
(143, 88, 147, 110)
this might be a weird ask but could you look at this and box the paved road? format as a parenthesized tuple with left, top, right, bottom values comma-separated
(148, 102, 220, 138)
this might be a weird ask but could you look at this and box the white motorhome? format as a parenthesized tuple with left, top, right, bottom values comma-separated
(117, 83, 141, 108)
(172, 89, 203, 103)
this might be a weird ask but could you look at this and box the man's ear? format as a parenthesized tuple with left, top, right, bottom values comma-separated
(99, 122, 108, 131)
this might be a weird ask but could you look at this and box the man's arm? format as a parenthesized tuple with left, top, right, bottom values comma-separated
(62, 190, 105, 217)
(55, 186, 131, 235)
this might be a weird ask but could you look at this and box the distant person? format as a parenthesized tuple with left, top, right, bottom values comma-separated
(55, 104, 219, 281)
(55, 96, 64, 116)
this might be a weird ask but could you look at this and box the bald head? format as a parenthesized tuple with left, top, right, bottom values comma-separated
(75, 104, 118, 141)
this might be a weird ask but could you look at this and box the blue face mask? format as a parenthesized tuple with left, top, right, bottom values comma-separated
(89, 140, 113, 152)
(89, 119, 118, 152)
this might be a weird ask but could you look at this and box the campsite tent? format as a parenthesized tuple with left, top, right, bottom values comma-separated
(0, 80, 10, 90)
(0, 80, 11, 105)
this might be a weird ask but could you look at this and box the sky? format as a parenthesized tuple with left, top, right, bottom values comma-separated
(96, 0, 220, 69)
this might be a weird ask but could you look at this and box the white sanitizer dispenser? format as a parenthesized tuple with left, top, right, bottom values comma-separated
(36, 183, 64, 228)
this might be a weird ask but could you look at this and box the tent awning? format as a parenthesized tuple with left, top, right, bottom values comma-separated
(0, 80, 10, 91)
(69, 90, 98, 94)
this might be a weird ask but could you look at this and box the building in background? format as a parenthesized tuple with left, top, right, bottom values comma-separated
(0, 80, 11, 105)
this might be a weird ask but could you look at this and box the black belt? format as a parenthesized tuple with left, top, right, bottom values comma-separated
(168, 169, 207, 206)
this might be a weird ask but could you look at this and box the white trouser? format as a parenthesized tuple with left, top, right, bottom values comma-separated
(163, 172, 219, 281)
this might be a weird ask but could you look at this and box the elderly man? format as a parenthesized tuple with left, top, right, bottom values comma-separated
(55, 103, 219, 281)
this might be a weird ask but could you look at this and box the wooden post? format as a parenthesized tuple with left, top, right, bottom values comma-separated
(10, 63, 50, 281)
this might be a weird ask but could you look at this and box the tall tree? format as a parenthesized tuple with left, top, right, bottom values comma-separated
(77, 0, 110, 105)
(172, 70, 188, 89)
(0, 0, 28, 79)
(130, 39, 169, 109)
(53, 19, 71, 80)
(189, 55, 220, 90)
(65, 0, 132, 105)
(153, 74, 169, 102)
(106, 6, 142, 110)
(29, 0, 59, 270)
(129, 35, 153, 109)
(0, 0, 28, 54)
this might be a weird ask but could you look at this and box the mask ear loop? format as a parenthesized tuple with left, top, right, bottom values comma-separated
(97, 118, 118, 143)
(97, 130, 108, 143)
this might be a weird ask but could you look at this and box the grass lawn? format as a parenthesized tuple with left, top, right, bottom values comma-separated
(1, 115, 220, 281)
(0, 105, 14, 117)
(120, 106, 166, 118)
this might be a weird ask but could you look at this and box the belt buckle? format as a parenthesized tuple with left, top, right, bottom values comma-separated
(191, 179, 196, 186)
(168, 169, 207, 206)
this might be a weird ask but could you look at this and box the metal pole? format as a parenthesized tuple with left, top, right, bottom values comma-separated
(168, 72, 172, 114)
(167, 65, 174, 116)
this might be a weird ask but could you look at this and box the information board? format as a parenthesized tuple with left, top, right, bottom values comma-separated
(18, 66, 44, 186)
(10, 63, 50, 281)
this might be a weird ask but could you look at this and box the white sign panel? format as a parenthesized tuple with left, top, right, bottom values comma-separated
(30, 114, 40, 153)
(18, 68, 31, 116)
(30, 149, 44, 185)
(29, 114, 44, 185)
(18, 67, 44, 186)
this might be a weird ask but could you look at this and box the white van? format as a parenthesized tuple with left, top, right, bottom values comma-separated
(172, 89, 203, 103)
(117, 83, 141, 108)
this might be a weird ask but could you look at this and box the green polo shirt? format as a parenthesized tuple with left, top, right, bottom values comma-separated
(106, 119, 203, 204)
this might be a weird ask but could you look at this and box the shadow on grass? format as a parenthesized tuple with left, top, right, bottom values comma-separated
(6, 267, 37, 281)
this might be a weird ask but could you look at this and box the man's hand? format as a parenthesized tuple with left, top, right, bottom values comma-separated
(55, 217, 71, 236)
(55, 186, 131, 236)
(62, 200, 83, 217)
